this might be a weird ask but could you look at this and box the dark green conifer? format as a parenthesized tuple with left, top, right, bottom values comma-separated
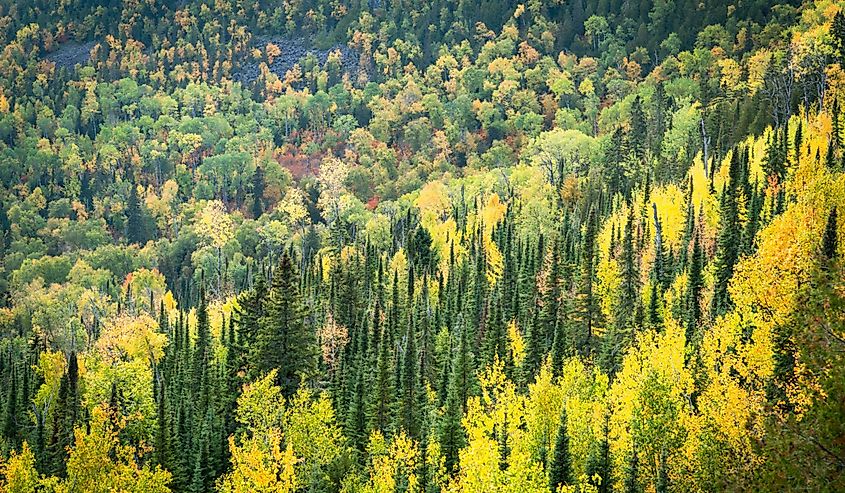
(549, 407, 572, 492)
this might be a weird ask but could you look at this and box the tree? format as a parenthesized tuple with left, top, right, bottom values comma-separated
(548, 407, 572, 492)
(367, 322, 395, 436)
(63, 405, 172, 492)
(218, 369, 297, 493)
(256, 254, 316, 396)
(252, 164, 266, 219)
(126, 182, 146, 245)
(685, 228, 704, 343)
(823, 206, 838, 261)
(712, 148, 742, 317)
(629, 96, 647, 160)
(577, 208, 600, 355)
(0, 443, 40, 493)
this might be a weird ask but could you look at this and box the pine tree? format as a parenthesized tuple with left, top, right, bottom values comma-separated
(577, 207, 600, 355)
(252, 164, 265, 218)
(629, 96, 647, 161)
(712, 148, 742, 317)
(367, 324, 394, 435)
(126, 182, 145, 245)
(257, 253, 316, 396)
(549, 407, 572, 492)
(686, 228, 704, 343)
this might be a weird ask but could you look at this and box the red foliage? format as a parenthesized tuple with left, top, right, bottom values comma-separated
(366, 195, 380, 210)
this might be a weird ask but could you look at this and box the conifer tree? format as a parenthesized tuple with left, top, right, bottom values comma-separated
(712, 151, 742, 317)
(367, 324, 394, 436)
(256, 253, 316, 396)
(549, 407, 572, 492)
(193, 289, 212, 409)
(833, 99, 842, 151)
(823, 206, 839, 261)
(399, 311, 420, 438)
(440, 319, 470, 472)
(252, 164, 265, 218)
(126, 182, 145, 245)
(577, 207, 600, 355)
(686, 228, 704, 343)
(629, 96, 647, 161)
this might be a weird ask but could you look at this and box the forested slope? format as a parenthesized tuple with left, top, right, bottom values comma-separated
(0, 0, 843, 492)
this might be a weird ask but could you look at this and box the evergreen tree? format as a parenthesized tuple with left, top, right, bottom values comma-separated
(833, 99, 842, 151)
(629, 96, 647, 161)
(712, 149, 742, 317)
(577, 207, 600, 355)
(367, 324, 394, 435)
(823, 206, 839, 261)
(252, 164, 265, 219)
(126, 182, 145, 245)
(686, 228, 704, 343)
(257, 253, 316, 396)
(616, 208, 639, 330)
(399, 311, 420, 438)
(834, 11, 845, 64)
(549, 407, 572, 492)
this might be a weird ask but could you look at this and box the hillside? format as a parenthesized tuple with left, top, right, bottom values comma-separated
(0, 1, 844, 492)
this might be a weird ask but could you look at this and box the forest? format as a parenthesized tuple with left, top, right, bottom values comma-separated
(0, 0, 843, 491)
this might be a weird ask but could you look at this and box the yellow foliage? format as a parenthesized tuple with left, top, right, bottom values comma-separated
(96, 313, 166, 364)
(62, 405, 171, 493)
(416, 181, 451, 224)
(450, 358, 546, 493)
(218, 433, 298, 493)
(0, 442, 39, 493)
(607, 319, 693, 487)
(507, 321, 526, 368)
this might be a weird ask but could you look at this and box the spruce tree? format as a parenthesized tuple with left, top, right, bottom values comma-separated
(614, 207, 639, 332)
(712, 149, 741, 317)
(399, 311, 420, 438)
(834, 11, 845, 64)
(367, 324, 394, 435)
(193, 289, 212, 409)
(686, 229, 704, 343)
(257, 253, 316, 396)
(549, 407, 572, 492)
(440, 319, 470, 472)
(126, 182, 145, 245)
(629, 96, 647, 161)
(577, 207, 600, 355)
(252, 164, 265, 219)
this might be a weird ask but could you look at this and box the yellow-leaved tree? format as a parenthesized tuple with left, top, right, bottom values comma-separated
(449, 358, 546, 493)
(218, 369, 297, 493)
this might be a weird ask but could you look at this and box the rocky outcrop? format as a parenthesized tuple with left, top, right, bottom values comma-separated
(234, 36, 359, 85)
